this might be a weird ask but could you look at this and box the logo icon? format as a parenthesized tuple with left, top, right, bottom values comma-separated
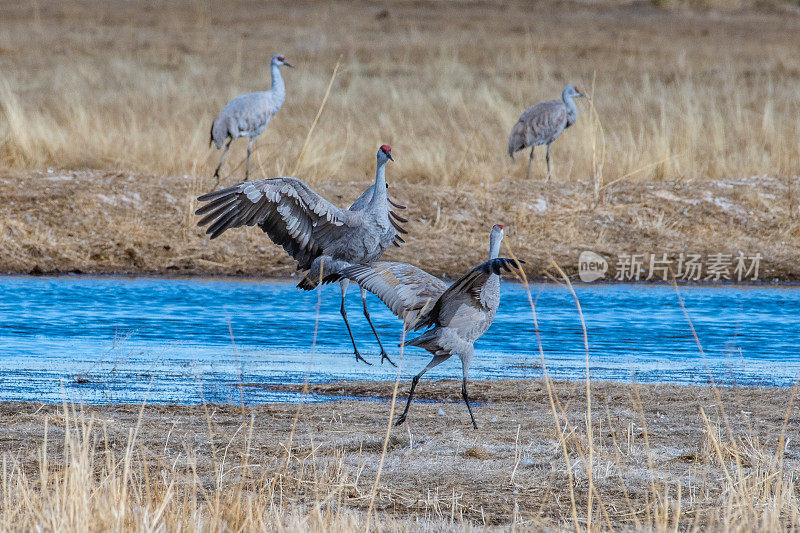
(579, 251, 608, 282)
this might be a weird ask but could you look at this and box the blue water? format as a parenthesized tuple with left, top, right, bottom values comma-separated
(1, 276, 798, 404)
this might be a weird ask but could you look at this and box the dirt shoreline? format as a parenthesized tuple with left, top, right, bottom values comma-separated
(1, 378, 797, 529)
(6, 270, 800, 288)
(2, 169, 799, 283)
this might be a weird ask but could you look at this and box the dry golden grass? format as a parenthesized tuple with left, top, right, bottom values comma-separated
(1, 0, 800, 279)
(1, 378, 798, 531)
(0, 0, 799, 185)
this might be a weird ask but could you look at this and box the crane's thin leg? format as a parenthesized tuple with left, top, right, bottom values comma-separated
(213, 137, 233, 187)
(395, 354, 450, 427)
(545, 144, 551, 182)
(245, 138, 255, 180)
(525, 146, 534, 180)
(340, 280, 371, 366)
(361, 288, 395, 366)
(461, 378, 477, 430)
(460, 352, 477, 429)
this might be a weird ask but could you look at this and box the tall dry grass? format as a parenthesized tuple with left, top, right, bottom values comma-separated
(2, 379, 798, 530)
(0, 0, 798, 186)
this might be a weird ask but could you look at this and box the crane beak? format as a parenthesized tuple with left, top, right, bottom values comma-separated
(284, 62, 295, 68)
(388, 153, 394, 161)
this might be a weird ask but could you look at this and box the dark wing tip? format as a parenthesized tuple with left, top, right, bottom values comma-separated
(389, 218, 408, 234)
(480, 257, 525, 275)
(389, 210, 408, 223)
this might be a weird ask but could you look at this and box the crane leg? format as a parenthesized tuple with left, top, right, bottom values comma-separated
(461, 378, 478, 430)
(460, 352, 477, 429)
(361, 288, 395, 366)
(245, 138, 255, 180)
(525, 146, 534, 180)
(340, 280, 371, 366)
(213, 137, 233, 188)
(395, 354, 450, 427)
(545, 144, 551, 182)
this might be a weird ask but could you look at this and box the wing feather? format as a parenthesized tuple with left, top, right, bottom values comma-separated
(422, 258, 524, 327)
(196, 177, 357, 270)
(519, 100, 566, 143)
(341, 262, 448, 330)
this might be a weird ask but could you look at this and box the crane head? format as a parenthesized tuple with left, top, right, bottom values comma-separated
(378, 144, 394, 162)
(564, 85, 585, 98)
(273, 54, 294, 69)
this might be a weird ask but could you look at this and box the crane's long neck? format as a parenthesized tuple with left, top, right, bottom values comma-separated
(367, 160, 388, 211)
(269, 64, 285, 98)
(562, 90, 578, 117)
(489, 234, 502, 260)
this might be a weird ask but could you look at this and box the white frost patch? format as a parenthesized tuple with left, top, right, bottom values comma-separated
(652, 189, 699, 205)
(528, 198, 548, 212)
(704, 194, 743, 215)
(96, 193, 142, 207)
(97, 194, 117, 206)
(42, 175, 74, 181)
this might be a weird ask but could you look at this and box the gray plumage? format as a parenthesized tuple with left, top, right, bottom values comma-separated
(508, 85, 585, 180)
(210, 53, 293, 183)
(196, 145, 405, 365)
(341, 225, 524, 429)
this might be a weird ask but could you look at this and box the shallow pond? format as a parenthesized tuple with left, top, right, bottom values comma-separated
(1, 276, 798, 404)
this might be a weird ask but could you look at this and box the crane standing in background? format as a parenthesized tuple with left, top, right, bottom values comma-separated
(508, 85, 585, 180)
(210, 53, 293, 184)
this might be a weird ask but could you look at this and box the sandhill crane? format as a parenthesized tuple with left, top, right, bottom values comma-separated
(210, 53, 293, 184)
(195, 145, 407, 366)
(508, 85, 585, 181)
(342, 225, 523, 429)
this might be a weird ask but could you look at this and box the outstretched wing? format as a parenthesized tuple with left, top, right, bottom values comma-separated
(196, 177, 358, 270)
(421, 258, 524, 328)
(341, 262, 448, 330)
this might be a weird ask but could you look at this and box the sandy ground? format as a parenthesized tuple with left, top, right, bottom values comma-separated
(1, 169, 799, 282)
(2, 379, 798, 529)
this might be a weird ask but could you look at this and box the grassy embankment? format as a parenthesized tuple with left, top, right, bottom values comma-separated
(0, 0, 798, 279)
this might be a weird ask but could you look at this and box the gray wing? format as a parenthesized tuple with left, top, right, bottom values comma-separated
(341, 261, 448, 329)
(348, 182, 376, 212)
(196, 177, 358, 270)
(224, 92, 278, 119)
(422, 258, 523, 328)
(509, 100, 566, 154)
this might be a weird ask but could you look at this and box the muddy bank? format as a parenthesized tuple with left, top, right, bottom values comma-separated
(2, 169, 799, 283)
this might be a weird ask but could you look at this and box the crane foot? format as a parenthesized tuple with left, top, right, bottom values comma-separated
(380, 351, 396, 367)
(354, 351, 372, 366)
(394, 413, 407, 427)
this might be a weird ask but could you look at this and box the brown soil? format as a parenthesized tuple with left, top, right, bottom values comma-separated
(1, 169, 798, 282)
